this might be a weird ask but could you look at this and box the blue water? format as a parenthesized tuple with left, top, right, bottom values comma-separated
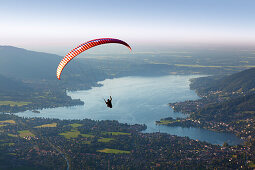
(16, 75, 242, 145)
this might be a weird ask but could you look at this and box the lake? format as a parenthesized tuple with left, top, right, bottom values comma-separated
(16, 75, 242, 145)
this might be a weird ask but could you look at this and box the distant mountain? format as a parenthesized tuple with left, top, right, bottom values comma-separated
(0, 46, 108, 90)
(191, 68, 255, 94)
(0, 46, 61, 80)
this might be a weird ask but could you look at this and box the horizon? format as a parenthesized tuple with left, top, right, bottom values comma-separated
(0, 0, 254, 55)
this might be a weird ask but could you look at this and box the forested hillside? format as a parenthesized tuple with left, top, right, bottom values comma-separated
(0, 74, 31, 94)
(0, 47, 84, 112)
(192, 93, 255, 122)
(166, 68, 255, 147)
(190, 68, 255, 95)
(188, 68, 255, 122)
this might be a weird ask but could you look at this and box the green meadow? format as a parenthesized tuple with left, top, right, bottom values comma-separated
(98, 138, 114, 143)
(97, 148, 130, 154)
(0, 101, 31, 106)
(18, 130, 35, 138)
(102, 132, 131, 136)
(34, 123, 57, 128)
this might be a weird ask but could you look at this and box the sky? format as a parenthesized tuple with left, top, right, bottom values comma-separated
(0, 0, 254, 55)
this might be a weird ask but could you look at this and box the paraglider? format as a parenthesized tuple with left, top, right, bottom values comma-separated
(104, 96, 113, 108)
(56, 38, 131, 108)
(56, 38, 131, 80)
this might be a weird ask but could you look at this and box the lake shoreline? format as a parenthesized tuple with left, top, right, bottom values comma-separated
(14, 75, 242, 145)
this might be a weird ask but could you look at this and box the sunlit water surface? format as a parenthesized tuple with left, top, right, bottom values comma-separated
(16, 75, 242, 145)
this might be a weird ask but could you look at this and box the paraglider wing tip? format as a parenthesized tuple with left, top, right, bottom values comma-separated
(127, 45, 132, 51)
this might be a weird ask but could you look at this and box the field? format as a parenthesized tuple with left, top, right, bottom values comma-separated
(82, 141, 91, 144)
(102, 132, 131, 136)
(98, 138, 114, 143)
(0, 101, 31, 106)
(59, 130, 80, 139)
(0, 120, 16, 124)
(59, 129, 95, 139)
(80, 134, 94, 138)
(156, 119, 180, 125)
(69, 123, 83, 128)
(97, 148, 130, 154)
(8, 134, 18, 138)
(18, 130, 35, 138)
(34, 123, 57, 128)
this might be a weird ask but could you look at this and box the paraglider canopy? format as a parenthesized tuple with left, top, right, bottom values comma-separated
(56, 38, 131, 80)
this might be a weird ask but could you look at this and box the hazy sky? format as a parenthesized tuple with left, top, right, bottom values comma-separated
(0, 0, 254, 54)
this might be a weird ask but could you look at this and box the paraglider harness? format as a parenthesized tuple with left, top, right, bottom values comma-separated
(104, 96, 112, 108)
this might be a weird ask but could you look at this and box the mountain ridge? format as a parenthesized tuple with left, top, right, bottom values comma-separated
(0, 45, 62, 80)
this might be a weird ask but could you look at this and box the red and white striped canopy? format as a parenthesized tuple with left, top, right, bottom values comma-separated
(56, 38, 131, 80)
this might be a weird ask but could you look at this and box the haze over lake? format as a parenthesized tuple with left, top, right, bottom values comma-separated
(16, 75, 242, 145)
